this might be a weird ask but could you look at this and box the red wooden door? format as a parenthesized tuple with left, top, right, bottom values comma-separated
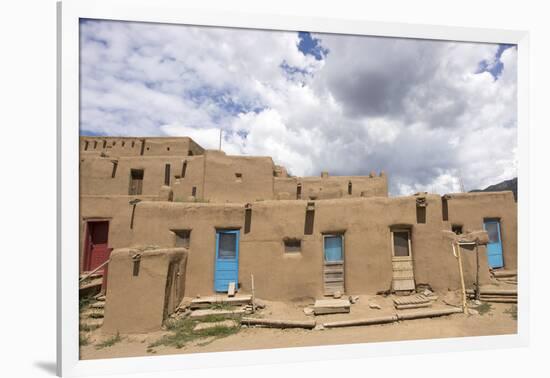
(85, 221, 110, 272)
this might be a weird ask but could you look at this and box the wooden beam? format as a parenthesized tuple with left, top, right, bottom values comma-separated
(241, 317, 316, 329)
(323, 315, 398, 328)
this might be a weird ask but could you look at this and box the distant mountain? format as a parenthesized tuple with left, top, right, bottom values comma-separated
(469, 177, 517, 202)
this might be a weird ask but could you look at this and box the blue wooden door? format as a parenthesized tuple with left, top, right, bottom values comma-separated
(214, 230, 240, 292)
(324, 235, 343, 262)
(484, 220, 504, 268)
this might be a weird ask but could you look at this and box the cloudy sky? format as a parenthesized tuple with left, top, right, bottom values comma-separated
(80, 19, 517, 195)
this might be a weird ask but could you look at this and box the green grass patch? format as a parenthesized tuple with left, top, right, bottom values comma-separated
(208, 302, 234, 311)
(79, 333, 90, 346)
(80, 323, 100, 332)
(79, 297, 93, 310)
(96, 332, 122, 349)
(504, 305, 517, 320)
(149, 317, 240, 350)
(476, 302, 493, 315)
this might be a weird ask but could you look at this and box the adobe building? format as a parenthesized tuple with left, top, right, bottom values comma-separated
(80, 136, 517, 304)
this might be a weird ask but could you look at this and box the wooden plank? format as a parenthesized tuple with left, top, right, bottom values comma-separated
(479, 298, 517, 303)
(396, 308, 462, 320)
(325, 277, 344, 283)
(324, 266, 344, 272)
(392, 279, 415, 291)
(241, 317, 316, 329)
(325, 261, 344, 266)
(323, 315, 398, 328)
(227, 282, 236, 297)
(395, 303, 431, 310)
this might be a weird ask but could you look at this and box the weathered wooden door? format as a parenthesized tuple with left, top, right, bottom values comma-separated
(129, 169, 144, 195)
(323, 234, 345, 295)
(214, 230, 240, 292)
(484, 219, 504, 268)
(84, 221, 110, 272)
(391, 229, 415, 292)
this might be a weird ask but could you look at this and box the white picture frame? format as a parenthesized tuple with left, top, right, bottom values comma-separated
(57, 0, 530, 376)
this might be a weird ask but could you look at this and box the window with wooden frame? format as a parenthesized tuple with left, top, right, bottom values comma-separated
(391, 229, 412, 258)
(283, 238, 301, 253)
(129, 169, 144, 195)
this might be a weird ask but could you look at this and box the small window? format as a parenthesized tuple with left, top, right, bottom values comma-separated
(164, 163, 171, 186)
(131, 141, 135, 148)
(102, 140, 107, 148)
(121, 141, 125, 147)
(84, 141, 89, 151)
(191, 186, 197, 196)
(111, 161, 118, 178)
(235, 173, 243, 182)
(173, 229, 191, 248)
(284, 239, 301, 253)
(452, 225, 463, 235)
(416, 206, 426, 224)
(112, 141, 116, 146)
(348, 181, 352, 195)
(132, 258, 141, 276)
(442, 197, 449, 221)
(392, 230, 411, 257)
(297, 183, 302, 199)
(93, 141, 98, 149)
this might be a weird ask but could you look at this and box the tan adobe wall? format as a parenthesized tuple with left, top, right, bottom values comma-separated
(202, 150, 276, 203)
(80, 192, 511, 301)
(444, 191, 517, 270)
(102, 247, 188, 334)
(274, 174, 388, 200)
(80, 137, 204, 157)
(79, 137, 389, 202)
(80, 155, 205, 197)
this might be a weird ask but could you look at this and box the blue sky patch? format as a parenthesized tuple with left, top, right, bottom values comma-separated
(298, 32, 328, 60)
(477, 44, 516, 80)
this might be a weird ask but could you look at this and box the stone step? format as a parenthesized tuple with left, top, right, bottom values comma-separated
(190, 295, 252, 309)
(90, 301, 105, 309)
(313, 299, 351, 315)
(491, 269, 517, 278)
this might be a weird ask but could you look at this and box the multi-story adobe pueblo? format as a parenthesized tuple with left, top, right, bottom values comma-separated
(79, 136, 517, 332)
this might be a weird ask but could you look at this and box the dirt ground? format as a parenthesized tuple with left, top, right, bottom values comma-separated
(79, 291, 517, 360)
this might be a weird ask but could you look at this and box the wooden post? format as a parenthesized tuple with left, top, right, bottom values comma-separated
(454, 243, 468, 314)
(475, 245, 480, 301)
(251, 274, 256, 313)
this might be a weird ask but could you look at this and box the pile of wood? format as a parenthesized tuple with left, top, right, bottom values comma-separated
(466, 289, 517, 303)
(393, 294, 433, 310)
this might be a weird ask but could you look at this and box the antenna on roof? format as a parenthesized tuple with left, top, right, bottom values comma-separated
(219, 128, 222, 151)
(458, 169, 465, 193)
